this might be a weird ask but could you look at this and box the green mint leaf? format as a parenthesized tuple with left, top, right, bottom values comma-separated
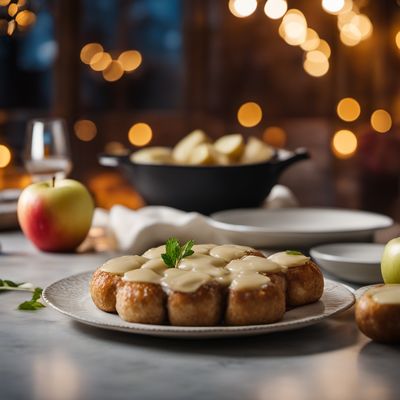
(0, 279, 20, 288)
(285, 250, 303, 256)
(32, 288, 43, 302)
(161, 253, 174, 268)
(18, 300, 45, 311)
(161, 238, 195, 268)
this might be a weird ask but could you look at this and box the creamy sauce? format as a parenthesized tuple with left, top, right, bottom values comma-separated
(227, 256, 282, 274)
(142, 245, 166, 259)
(141, 258, 168, 274)
(161, 271, 211, 293)
(178, 253, 227, 270)
(268, 251, 310, 268)
(192, 244, 217, 255)
(210, 244, 256, 262)
(369, 285, 400, 304)
(230, 271, 270, 291)
(123, 269, 161, 284)
(101, 244, 275, 292)
(100, 255, 148, 275)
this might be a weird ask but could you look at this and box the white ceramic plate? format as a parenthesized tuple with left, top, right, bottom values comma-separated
(310, 243, 384, 284)
(210, 208, 393, 248)
(42, 272, 354, 339)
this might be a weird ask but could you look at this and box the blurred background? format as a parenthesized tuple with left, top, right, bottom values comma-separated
(0, 0, 399, 220)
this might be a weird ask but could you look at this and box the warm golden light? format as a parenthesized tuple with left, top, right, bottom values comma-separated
(8, 3, 18, 17)
(322, 0, 345, 14)
(303, 52, 329, 77)
(80, 43, 103, 65)
(396, 32, 400, 49)
(332, 130, 357, 159)
(370, 109, 392, 133)
(7, 19, 15, 35)
(264, 0, 287, 20)
(316, 39, 331, 58)
(15, 10, 36, 27)
(0, 144, 11, 168)
(74, 120, 97, 142)
(281, 9, 307, 46)
(237, 102, 263, 127)
(0, 0, 11, 6)
(352, 14, 373, 40)
(118, 50, 142, 72)
(263, 126, 287, 148)
(300, 28, 320, 51)
(338, 11, 356, 30)
(102, 60, 124, 82)
(128, 123, 153, 147)
(336, 97, 361, 122)
(104, 141, 127, 155)
(90, 52, 112, 71)
(228, 0, 257, 18)
(340, 23, 361, 46)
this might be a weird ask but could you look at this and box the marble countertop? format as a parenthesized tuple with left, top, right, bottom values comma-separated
(1, 232, 399, 400)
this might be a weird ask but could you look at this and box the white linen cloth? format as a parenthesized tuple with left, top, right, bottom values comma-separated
(92, 185, 297, 254)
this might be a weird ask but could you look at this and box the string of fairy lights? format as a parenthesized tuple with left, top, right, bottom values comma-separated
(0, 0, 399, 170)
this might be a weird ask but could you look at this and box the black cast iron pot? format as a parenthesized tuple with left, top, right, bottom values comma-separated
(98, 148, 309, 215)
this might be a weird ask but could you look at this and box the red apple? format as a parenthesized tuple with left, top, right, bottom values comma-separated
(17, 178, 94, 252)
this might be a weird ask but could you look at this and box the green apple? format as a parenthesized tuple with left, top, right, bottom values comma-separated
(381, 237, 400, 283)
(17, 178, 94, 252)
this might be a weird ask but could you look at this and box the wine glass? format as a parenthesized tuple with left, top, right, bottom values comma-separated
(24, 118, 72, 182)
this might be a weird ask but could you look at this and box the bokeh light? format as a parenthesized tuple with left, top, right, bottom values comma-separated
(300, 28, 320, 51)
(264, 0, 287, 20)
(15, 10, 36, 27)
(128, 123, 153, 146)
(340, 24, 361, 46)
(316, 39, 331, 58)
(338, 11, 356, 30)
(237, 102, 263, 127)
(103, 60, 124, 82)
(332, 129, 357, 159)
(336, 97, 361, 122)
(370, 109, 392, 133)
(0, 144, 11, 168)
(7, 19, 15, 35)
(280, 9, 307, 46)
(0, 1, 11, 7)
(395, 31, 400, 49)
(104, 141, 127, 155)
(80, 43, 103, 65)
(228, 0, 257, 18)
(322, 0, 345, 15)
(8, 3, 18, 17)
(118, 50, 142, 72)
(90, 52, 112, 71)
(303, 51, 329, 77)
(74, 120, 97, 142)
(263, 126, 287, 148)
(352, 14, 373, 40)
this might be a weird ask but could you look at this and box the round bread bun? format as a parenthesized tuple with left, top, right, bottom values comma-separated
(167, 282, 224, 326)
(355, 285, 400, 343)
(285, 260, 324, 307)
(90, 269, 121, 312)
(116, 281, 166, 324)
(225, 281, 285, 325)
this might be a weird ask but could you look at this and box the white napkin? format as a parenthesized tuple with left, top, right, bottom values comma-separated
(92, 184, 298, 254)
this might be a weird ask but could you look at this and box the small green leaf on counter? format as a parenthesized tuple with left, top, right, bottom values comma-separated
(285, 250, 303, 256)
(161, 238, 195, 268)
(0, 279, 45, 311)
(18, 288, 45, 311)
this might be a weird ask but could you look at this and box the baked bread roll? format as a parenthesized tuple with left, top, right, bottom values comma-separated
(355, 284, 400, 343)
(268, 251, 324, 306)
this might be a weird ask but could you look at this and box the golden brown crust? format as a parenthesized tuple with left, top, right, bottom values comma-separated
(89, 269, 121, 312)
(355, 288, 400, 343)
(168, 283, 224, 326)
(284, 261, 324, 307)
(116, 282, 166, 324)
(225, 282, 285, 325)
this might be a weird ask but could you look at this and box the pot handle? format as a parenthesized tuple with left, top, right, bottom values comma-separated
(274, 147, 310, 172)
(98, 153, 128, 167)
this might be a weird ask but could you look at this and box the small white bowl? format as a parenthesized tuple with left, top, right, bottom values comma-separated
(310, 243, 384, 284)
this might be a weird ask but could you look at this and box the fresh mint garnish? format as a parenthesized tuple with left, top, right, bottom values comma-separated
(161, 238, 194, 268)
(0, 279, 45, 311)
